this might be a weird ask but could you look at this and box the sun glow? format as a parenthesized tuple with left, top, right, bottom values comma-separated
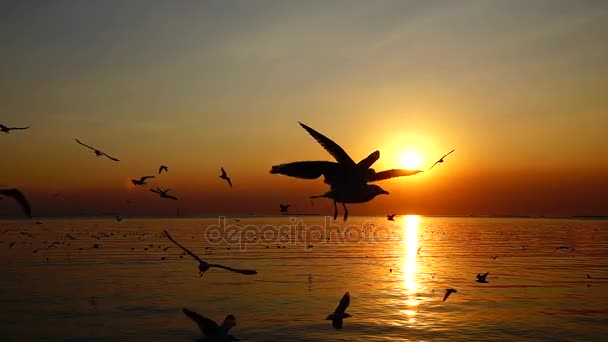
(400, 151, 422, 170)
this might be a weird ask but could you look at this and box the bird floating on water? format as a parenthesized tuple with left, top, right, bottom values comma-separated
(219, 168, 232, 188)
(279, 204, 291, 213)
(182, 308, 239, 342)
(75, 139, 119, 161)
(0, 188, 32, 217)
(476, 272, 489, 283)
(150, 188, 178, 200)
(387, 214, 396, 221)
(131, 176, 155, 186)
(428, 149, 455, 171)
(0, 124, 30, 134)
(326, 292, 351, 329)
(163, 230, 257, 276)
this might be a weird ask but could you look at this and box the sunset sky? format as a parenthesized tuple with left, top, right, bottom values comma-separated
(1, 0, 607, 217)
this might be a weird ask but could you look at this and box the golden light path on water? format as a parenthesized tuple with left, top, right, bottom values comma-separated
(400, 214, 420, 324)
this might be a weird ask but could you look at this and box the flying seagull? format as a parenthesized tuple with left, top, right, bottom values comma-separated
(182, 308, 239, 342)
(325, 292, 352, 329)
(219, 168, 232, 188)
(279, 204, 291, 213)
(443, 288, 457, 301)
(428, 149, 455, 171)
(310, 184, 389, 221)
(387, 214, 396, 221)
(0, 124, 30, 134)
(0, 188, 32, 217)
(163, 230, 257, 276)
(476, 272, 489, 283)
(158, 165, 168, 174)
(75, 139, 119, 161)
(131, 176, 155, 186)
(150, 188, 178, 200)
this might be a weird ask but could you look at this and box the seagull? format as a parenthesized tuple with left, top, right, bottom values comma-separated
(428, 149, 455, 171)
(219, 168, 232, 188)
(158, 165, 168, 174)
(270, 122, 422, 187)
(325, 292, 351, 329)
(310, 184, 389, 221)
(163, 230, 257, 276)
(553, 246, 573, 252)
(443, 288, 457, 301)
(476, 272, 489, 283)
(279, 204, 291, 213)
(0, 124, 30, 134)
(387, 214, 396, 221)
(75, 139, 119, 161)
(131, 176, 155, 186)
(0, 188, 32, 217)
(150, 188, 178, 200)
(182, 308, 239, 342)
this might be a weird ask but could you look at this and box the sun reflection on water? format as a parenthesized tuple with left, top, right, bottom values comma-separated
(400, 215, 420, 322)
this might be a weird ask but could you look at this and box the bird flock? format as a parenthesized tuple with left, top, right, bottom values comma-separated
(2, 121, 461, 340)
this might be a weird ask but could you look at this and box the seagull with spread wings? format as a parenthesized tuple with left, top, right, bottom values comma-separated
(0, 188, 32, 217)
(150, 188, 177, 200)
(428, 149, 455, 171)
(1, 124, 30, 134)
(163, 230, 257, 276)
(443, 288, 457, 301)
(325, 292, 352, 329)
(75, 139, 119, 161)
(476, 272, 489, 283)
(182, 308, 239, 342)
(279, 204, 291, 213)
(131, 176, 155, 186)
(158, 165, 168, 174)
(219, 168, 232, 188)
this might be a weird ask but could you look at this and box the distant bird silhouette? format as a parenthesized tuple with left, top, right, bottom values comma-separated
(219, 168, 232, 188)
(491, 256, 498, 260)
(182, 308, 239, 342)
(158, 165, 168, 174)
(310, 184, 389, 221)
(150, 188, 178, 200)
(325, 292, 351, 329)
(586, 273, 592, 279)
(0, 188, 32, 217)
(75, 139, 119, 161)
(428, 149, 455, 171)
(131, 176, 155, 186)
(443, 288, 457, 301)
(387, 214, 396, 221)
(279, 204, 291, 213)
(476, 272, 489, 283)
(553, 246, 574, 252)
(0, 124, 30, 134)
(163, 230, 257, 276)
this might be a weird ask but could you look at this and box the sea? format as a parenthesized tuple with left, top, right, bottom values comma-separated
(1, 216, 607, 341)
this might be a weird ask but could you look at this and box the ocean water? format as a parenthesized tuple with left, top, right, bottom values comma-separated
(1, 216, 607, 341)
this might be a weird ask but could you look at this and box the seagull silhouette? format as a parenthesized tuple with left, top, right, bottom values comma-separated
(476, 272, 489, 283)
(219, 168, 232, 188)
(443, 288, 457, 301)
(131, 176, 155, 186)
(182, 308, 239, 342)
(75, 139, 119, 161)
(428, 149, 455, 171)
(163, 230, 257, 276)
(387, 214, 396, 221)
(310, 184, 389, 221)
(553, 246, 573, 252)
(150, 188, 178, 200)
(0, 188, 32, 217)
(279, 204, 291, 213)
(158, 165, 168, 174)
(0, 124, 30, 134)
(325, 292, 351, 329)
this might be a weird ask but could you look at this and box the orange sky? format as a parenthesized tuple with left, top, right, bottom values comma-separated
(1, 1, 607, 217)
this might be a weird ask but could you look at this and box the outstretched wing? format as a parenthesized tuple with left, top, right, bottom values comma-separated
(150, 188, 162, 195)
(221, 167, 227, 177)
(298, 122, 356, 166)
(334, 292, 350, 314)
(210, 263, 258, 275)
(182, 308, 219, 337)
(163, 230, 203, 263)
(102, 152, 119, 161)
(11, 126, 31, 130)
(428, 161, 440, 171)
(0, 188, 32, 217)
(270, 161, 338, 179)
(75, 139, 96, 151)
(141, 176, 155, 181)
(441, 149, 455, 160)
(357, 150, 380, 169)
(369, 169, 423, 182)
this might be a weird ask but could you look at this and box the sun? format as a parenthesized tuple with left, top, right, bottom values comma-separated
(400, 151, 422, 170)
